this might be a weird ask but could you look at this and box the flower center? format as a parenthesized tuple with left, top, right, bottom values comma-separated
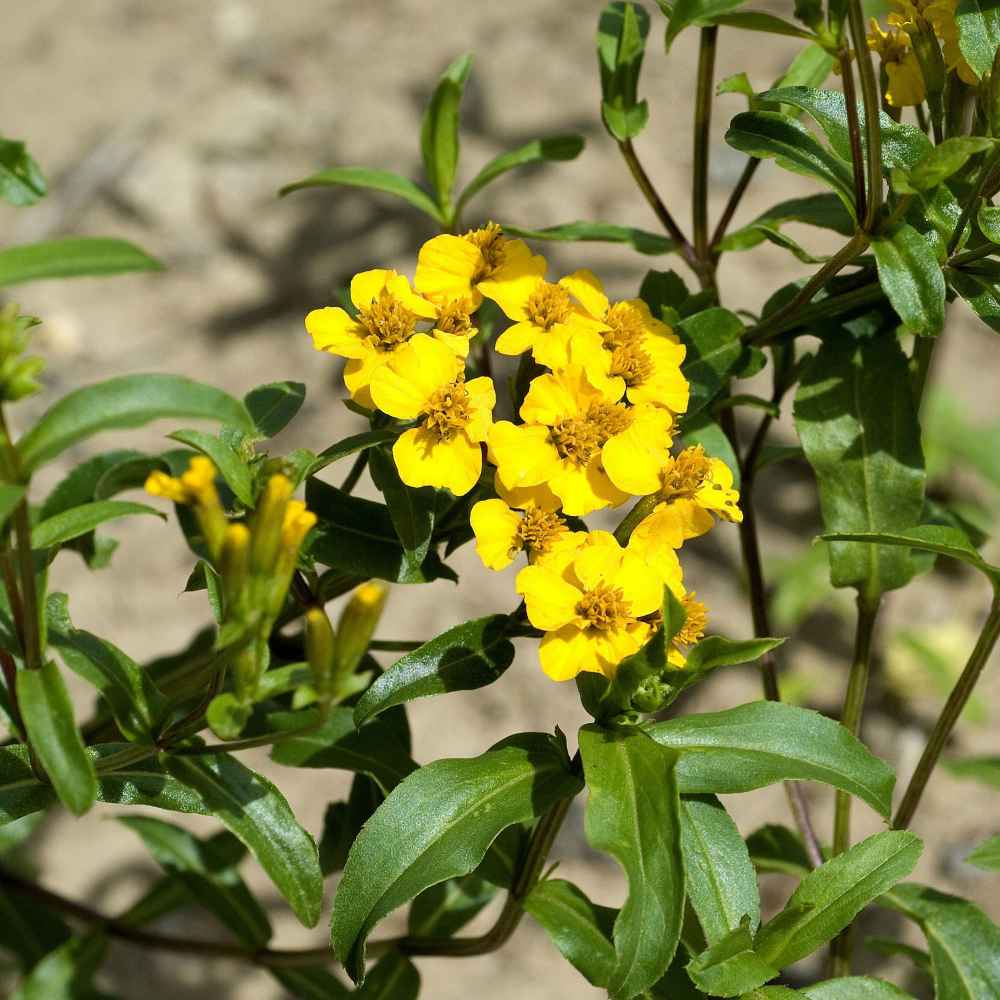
(601, 302, 654, 386)
(675, 593, 708, 647)
(423, 377, 472, 442)
(435, 299, 475, 337)
(549, 401, 631, 466)
(466, 222, 506, 282)
(512, 508, 567, 559)
(868, 20, 912, 62)
(525, 282, 572, 330)
(358, 289, 417, 351)
(659, 445, 712, 499)
(577, 583, 630, 631)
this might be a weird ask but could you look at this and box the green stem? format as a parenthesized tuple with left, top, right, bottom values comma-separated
(340, 451, 368, 495)
(910, 335, 937, 405)
(94, 744, 156, 773)
(169, 717, 323, 757)
(11, 502, 40, 670)
(613, 493, 660, 546)
(711, 157, 759, 254)
(847, 0, 883, 231)
(369, 639, 424, 652)
(893, 591, 1000, 830)
(745, 279, 882, 346)
(839, 46, 868, 222)
(947, 146, 1000, 256)
(830, 592, 881, 976)
(693, 27, 718, 265)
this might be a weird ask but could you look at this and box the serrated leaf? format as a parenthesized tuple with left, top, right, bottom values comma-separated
(680, 795, 760, 946)
(168, 428, 255, 507)
(871, 224, 946, 336)
(524, 878, 618, 988)
(30, 500, 164, 550)
(0, 237, 160, 286)
(647, 701, 896, 817)
(755, 831, 922, 968)
(17, 661, 97, 816)
(794, 332, 926, 597)
(579, 725, 684, 999)
(353, 615, 515, 725)
(504, 220, 674, 254)
(280, 166, 444, 221)
(162, 752, 323, 928)
(331, 732, 582, 983)
(17, 374, 254, 473)
(882, 882, 1000, 999)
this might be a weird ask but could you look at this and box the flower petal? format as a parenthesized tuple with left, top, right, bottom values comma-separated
(470, 499, 521, 571)
(464, 376, 496, 443)
(559, 269, 609, 320)
(305, 307, 369, 359)
(393, 427, 481, 496)
(538, 625, 596, 681)
(516, 565, 582, 632)
(415, 235, 480, 305)
(488, 421, 559, 489)
(350, 269, 393, 309)
(602, 405, 673, 496)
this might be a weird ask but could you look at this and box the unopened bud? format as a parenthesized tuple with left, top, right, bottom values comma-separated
(219, 523, 251, 611)
(250, 474, 293, 574)
(305, 607, 336, 695)
(334, 582, 388, 676)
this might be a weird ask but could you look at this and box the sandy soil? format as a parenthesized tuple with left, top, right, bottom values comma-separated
(1, 2, 998, 997)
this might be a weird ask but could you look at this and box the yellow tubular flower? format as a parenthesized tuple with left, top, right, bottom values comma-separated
(306, 269, 456, 408)
(894, 0, 978, 84)
(370, 333, 495, 496)
(868, 18, 927, 106)
(487, 367, 673, 516)
(470, 498, 580, 571)
(516, 531, 662, 681)
(415, 223, 546, 308)
(559, 270, 689, 415)
(145, 456, 228, 559)
(629, 446, 741, 577)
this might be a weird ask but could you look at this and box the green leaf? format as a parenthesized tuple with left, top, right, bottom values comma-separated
(725, 112, 857, 212)
(718, 193, 854, 254)
(864, 936, 932, 973)
(802, 978, 917, 999)
(665, 0, 747, 49)
(279, 166, 444, 222)
(680, 414, 740, 487)
(243, 380, 305, 439)
(678, 307, 745, 416)
(421, 54, 472, 215)
(746, 824, 812, 877)
(18, 373, 254, 473)
(820, 524, 1000, 585)
(119, 815, 272, 948)
(684, 636, 784, 673)
(892, 137, 994, 194)
(504, 220, 674, 254)
(755, 831, 922, 968)
(10, 933, 107, 1000)
(947, 263, 1000, 333)
(680, 795, 760, 946)
(270, 707, 417, 794)
(162, 752, 323, 927)
(647, 701, 896, 817)
(871, 224, 946, 336)
(17, 661, 98, 816)
(271, 968, 352, 1000)
(368, 445, 436, 574)
(307, 427, 399, 477)
(579, 724, 684, 999)
(882, 882, 1000, 999)
(408, 874, 496, 938)
(331, 732, 581, 983)
(978, 202, 1000, 243)
(0, 138, 46, 206)
(168, 429, 255, 507)
(524, 878, 618, 988)
(760, 87, 932, 170)
(956, 0, 1000, 78)
(356, 952, 421, 999)
(944, 755, 1000, 788)
(353, 615, 515, 726)
(457, 135, 585, 214)
(687, 922, 779, 997)
(0, 886, 71, 971)
(305, 477, 455, 584)
(709, 10, 813, 36)
(0, 237, 161, 287)
(966, 835, 1000, 871)
(793, 332, 926, 597)
(0, 484, 25, 534)
(598, 2, 651, 140)
(48, 594, 166, 742)
(30, 500, 163, 551)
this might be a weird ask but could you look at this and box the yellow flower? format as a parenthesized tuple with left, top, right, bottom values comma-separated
(893, 0, 978, 84)
(663, 592, 710, 669)
(559, 270, 689, 415)
(868, 18, 927, 106)
(493, 476, 563, 513)
(370, 333, 495, 496)
(415, 223, 546, 308)
(629, 446, 741, 576)
(146, 456, 228, 559)
(487, 366, 674, 516)
(516, 531, 662, 680)
(470, 498, 580, 571)
(306, 269, 469, 408)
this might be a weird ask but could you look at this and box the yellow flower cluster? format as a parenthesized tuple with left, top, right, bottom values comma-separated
(868, 0, 976, 108)
(306, 224, 742, 683)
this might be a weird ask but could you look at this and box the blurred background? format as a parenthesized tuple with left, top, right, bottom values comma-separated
(1, 1, 998, 997)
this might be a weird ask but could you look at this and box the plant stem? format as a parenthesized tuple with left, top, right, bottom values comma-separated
(910, 335, 937, 405)
(893, 590, 1000, 830)
(839, 46, 868, 222)
(11, 501, 40, 670)
(830, 592, 881, 976)
(710, 158, 759, 254)
(613, 493, 661, 546)
(340, 451, 368, 495)
(369, 639, 424, 652)
(0, 650, 25, 738)
(693, 27, 718, 265)
(169, 717, 323, 757)
(947, 146, 1000, 256)
(847, 0, 883, 231)
(745, 232, 870, 346)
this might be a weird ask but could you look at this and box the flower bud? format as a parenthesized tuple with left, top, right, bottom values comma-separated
(219, 523, 251, 613)
(305, 606, 336, 695)
(250, 474, 293, 575)
(0, 304, 44, 403)
(334, 582, 388, 676)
